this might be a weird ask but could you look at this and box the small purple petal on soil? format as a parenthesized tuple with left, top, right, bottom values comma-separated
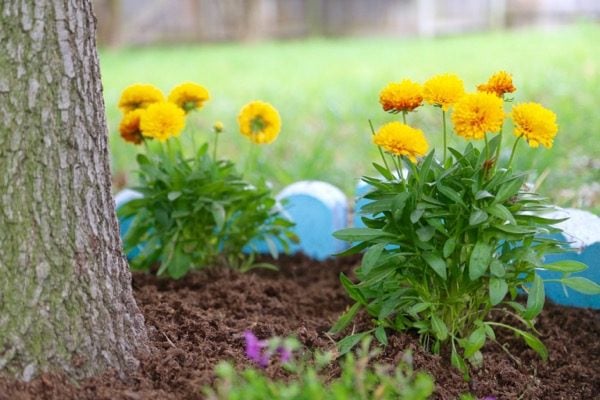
(244, 330, 269, 367)
(277, 346, 293, 363)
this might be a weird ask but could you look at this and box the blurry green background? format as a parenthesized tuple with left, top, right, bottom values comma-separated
(98, 2, 600, 214)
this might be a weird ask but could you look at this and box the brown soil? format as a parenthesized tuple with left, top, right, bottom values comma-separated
(1, 254, 599, 400)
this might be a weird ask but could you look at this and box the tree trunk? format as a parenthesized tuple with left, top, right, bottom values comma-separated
(0, 0, 148, 381)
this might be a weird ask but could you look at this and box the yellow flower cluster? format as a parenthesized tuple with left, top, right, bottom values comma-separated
(379, 80, 423, 113)
(118, 83, 282, 147)
(118, 82, 211, 144)
(237, 101, 281, 145)
(373, 122, 429, 163)
(373, 71, 558, 161)
(511, 102, 558, 148)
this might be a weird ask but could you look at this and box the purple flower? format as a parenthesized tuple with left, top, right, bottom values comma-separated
(244, 331, 269, 368)
(277, 346, 292, 363)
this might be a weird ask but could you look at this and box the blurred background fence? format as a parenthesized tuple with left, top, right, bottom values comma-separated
(94, 0, 600, 46)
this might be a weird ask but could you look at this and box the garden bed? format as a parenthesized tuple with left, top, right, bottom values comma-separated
(2, 254, 598, 400)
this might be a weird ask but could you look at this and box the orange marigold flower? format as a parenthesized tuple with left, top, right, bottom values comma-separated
(373, 122, 429, 163)
(238, 101, 281, 144)
(511, 102, 558, 148)
(168, 82, 210, 113)
(451, 92, 505, 140)
(477, 71, 516, 98)
(118, 84, 165, 113)
(119, 109, 145, 145)
(140, 101, 186, 142)
(379, 80, 423, 113)
(423, 73, 465, 111)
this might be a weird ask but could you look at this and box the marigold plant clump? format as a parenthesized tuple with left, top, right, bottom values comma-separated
(332, 71, 599, 378)
(116, 82, 296, 278)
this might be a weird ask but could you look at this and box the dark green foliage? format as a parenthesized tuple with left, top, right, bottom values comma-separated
(333, 142, 598, 378)
(118, 141, 296, 278)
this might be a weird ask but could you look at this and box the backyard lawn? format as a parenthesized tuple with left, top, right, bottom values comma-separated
(100, 23, 600, 213)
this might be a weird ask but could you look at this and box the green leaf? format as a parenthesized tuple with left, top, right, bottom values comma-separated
(437, 184, 465, 207)
(469, 241, 492, 280)
(211, 203, 226, 229)
(431, 315, 448, 341)
(524, 274, 545, 319)
(410, 208, 425, 224)
(340, 273, 366, 304)
(167, 191, 182, 201)
(543, 260, 588, 273)
(391, 192, 410, 214)
(407, 302, 430, 316)
(489, 260, 505, 277)
(489, 277, 508, 306)
(443, 237, 457, 258)
(469, 209, 488, 226)
(463, 327, 486, 358)
(521, 331, 548, 360)
(333, 228, 397, 242)
(494, 224, 538, 235)
(361, 243, 385, 275)
(329, 302, 361, 334)
(560, 277, 600, 295)
(475, 190, 494, 200)
(494, 175, 525, 203)
(451, 346, 469, 380)
(372, 162, 395, 180)
(416, 226, 436, 242)
(422, 252, 447, 280)
(337, 332, 370, 356)
(374, 326, 388, 346)
(486, 203, 516, 225)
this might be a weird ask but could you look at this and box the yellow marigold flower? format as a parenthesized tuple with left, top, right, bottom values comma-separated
(119, 109, 145, 145)
(511, 102, 558, 148)
(379, 80, 423, 113)
(238, 101, 281, 144)
(451, 92, 505, 140)
(213, 121, 224, 133)
(139, 102, 186, 142)
(118, 84, 165, 113)
(477, 71, 516, 98)
(373, 122, 429, 163)
(168, 82, 210, 113)
(423, 73, 465, 111)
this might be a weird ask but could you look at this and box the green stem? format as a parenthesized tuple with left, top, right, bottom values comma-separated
(484, 132, 490, 162)
(442, 110, 448, 164)
(402, 111, 407, 124)
(212, 132, 219, 161)
(494, 123, 504, 172)
(507, 135, 522, 170)
(245, 144, 257, 175)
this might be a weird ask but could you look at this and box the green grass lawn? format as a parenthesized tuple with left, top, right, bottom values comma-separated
(100, 23, 600, 213)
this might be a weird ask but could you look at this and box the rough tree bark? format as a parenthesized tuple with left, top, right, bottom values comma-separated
(0, 0, 148, 381)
